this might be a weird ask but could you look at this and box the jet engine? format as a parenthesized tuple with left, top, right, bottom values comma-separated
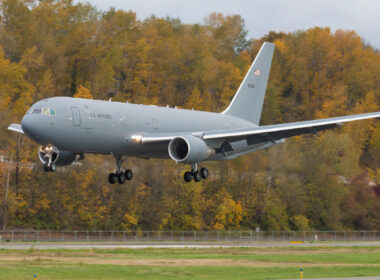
(38, 145, 84, 166)
(168, 135, 214, 164)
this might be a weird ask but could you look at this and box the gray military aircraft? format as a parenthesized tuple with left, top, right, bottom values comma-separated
(8, 42, 380, 184)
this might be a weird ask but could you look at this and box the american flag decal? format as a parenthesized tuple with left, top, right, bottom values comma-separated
(254, 69, 261, 76)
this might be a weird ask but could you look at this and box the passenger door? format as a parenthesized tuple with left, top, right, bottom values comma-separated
(71, 107, 81, 126)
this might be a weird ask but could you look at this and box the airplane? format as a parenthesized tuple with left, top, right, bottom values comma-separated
(8, 42, 380, 184)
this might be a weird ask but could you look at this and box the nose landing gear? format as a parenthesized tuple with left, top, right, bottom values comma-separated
(40, 145, 57, 172)
(44, 163, 56, 172)
(108, 154, 133, 184)
(184, 163, 208, 183)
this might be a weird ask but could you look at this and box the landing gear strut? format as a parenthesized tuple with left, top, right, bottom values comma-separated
(108, 154, 133, 184)
(184, 163, 208, 183)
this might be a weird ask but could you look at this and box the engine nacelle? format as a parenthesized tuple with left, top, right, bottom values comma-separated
(38, 145, 83, 166)
(168, 135, 214, 164)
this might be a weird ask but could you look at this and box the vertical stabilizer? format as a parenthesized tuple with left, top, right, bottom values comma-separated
(222, 42, 274, 125)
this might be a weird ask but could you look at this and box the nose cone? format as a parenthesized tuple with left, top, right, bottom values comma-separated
(21, 114, 41, 142)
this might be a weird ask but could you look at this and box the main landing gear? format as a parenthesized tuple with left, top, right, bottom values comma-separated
(108, 155, 133, 184)
(184, 163, 208, 183)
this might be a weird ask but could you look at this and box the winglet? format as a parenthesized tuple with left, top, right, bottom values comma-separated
(8, 124, 24, 134)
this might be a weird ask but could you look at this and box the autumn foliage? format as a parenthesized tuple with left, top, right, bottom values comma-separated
(0, 0, 380, 230)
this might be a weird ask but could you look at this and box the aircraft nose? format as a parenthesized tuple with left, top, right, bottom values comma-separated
(21, 114, 40, 140)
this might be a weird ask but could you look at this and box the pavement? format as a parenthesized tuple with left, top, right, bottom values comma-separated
(286, 278, 380, 280)
(1, 241, 380, 249)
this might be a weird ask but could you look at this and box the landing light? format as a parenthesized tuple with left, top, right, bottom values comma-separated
(131, 135, 142, 143)
(45, 145, 54, 153)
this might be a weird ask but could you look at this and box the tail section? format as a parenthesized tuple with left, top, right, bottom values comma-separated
(222, 42, 275, 125)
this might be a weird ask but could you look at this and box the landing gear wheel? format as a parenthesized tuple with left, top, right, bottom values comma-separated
(200, 168, 208, 179)
(184, 171, 193, 183)
(49, 164, 56, 172)
(44, 164, 56, 172)
(193, 171, 202, 182)
(44, 164, 50, 172)
(117, 172, 126, 184)
(125, 169, 133, 181)
(108, 173, 117, 184)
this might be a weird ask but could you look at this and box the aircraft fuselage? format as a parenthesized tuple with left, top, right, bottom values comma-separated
(21, 97, 256, 159)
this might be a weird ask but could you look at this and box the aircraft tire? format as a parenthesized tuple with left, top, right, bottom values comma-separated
(50, 164, 56, 172)
(44, 164, 50, 172)
(117, 172, 126, 184)
(193, 171, 202, 182)
(108, 173, 117, 184)
(125, 169, 133, 181)
(184, 171, 193, 182)
(200, 168, 208, 179)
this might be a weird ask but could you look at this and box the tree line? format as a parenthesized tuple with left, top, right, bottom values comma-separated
(0, 0, 379, 231)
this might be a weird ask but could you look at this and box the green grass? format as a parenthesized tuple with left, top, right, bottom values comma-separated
(11, 246, 378, 264)
(0, 246, 380, 279)
(95, 251, 380, 264)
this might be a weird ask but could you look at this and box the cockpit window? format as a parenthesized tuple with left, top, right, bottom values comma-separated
(31, 108, 55, 116)
(32, 108, 42, 115)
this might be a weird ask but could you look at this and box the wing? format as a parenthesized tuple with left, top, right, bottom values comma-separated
(8, 124, 24, 134)
(203, 112, 380, 144)
(136, 112, 380, 146)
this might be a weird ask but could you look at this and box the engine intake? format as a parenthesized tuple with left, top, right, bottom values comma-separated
(168, 135, 214, 163)
(38, 145, 83, 166)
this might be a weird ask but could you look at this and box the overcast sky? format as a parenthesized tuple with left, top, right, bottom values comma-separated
(77, 0, 380, 49)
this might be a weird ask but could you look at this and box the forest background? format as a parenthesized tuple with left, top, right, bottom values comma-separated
(0, 0, 379, 231)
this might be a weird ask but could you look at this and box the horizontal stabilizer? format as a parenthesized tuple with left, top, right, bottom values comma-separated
(8, 124, 24, 134)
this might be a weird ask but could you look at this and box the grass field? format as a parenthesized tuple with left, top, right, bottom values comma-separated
(1, 245, 380, 279)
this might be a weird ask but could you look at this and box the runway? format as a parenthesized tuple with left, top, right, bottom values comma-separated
(2, 241, 380, 250)
(286, 278, 380, 280)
